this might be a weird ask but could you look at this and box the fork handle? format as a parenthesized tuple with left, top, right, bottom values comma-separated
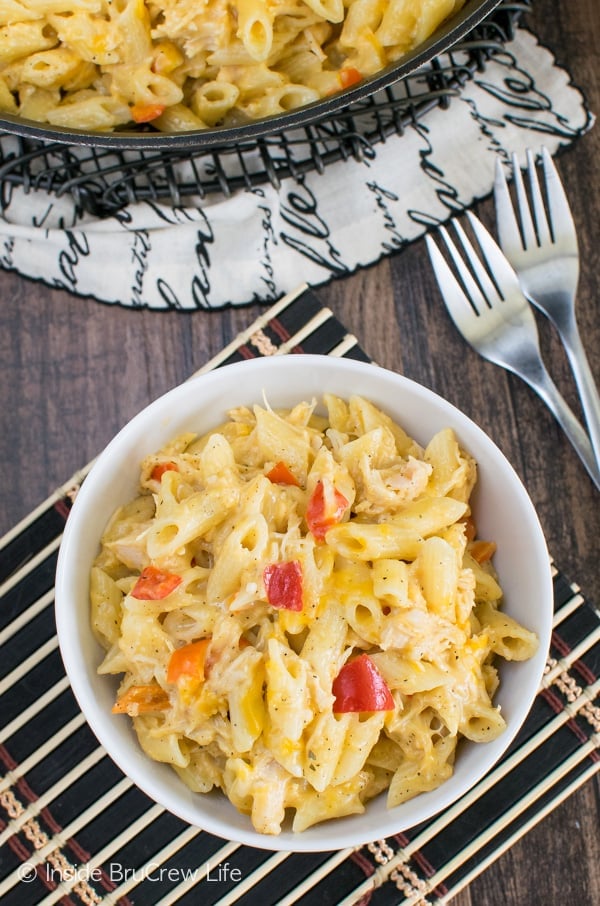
(512, 358, 600, 491)
(557, 318, 600, 476)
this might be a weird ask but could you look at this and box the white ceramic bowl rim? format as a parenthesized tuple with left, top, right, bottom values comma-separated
(55, 355, 553, 852)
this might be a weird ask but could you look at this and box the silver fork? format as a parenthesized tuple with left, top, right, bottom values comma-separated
(426, 212, 600, 490)
(494, 147, 600, 472)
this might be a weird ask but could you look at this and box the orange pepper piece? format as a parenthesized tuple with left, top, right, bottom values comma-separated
(150, 461, 179, 481)
(167, 639, 210, 684)
(339, 67, 362, 89)
(266, 461, 300, 486)
(112, 683, 169, 715)
(130, 103, 166, 123)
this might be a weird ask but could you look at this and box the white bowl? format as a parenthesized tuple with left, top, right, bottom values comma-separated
(55, 355, 552, 852)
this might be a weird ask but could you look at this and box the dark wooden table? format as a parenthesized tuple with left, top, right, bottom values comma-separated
(1, 1, 598, 903)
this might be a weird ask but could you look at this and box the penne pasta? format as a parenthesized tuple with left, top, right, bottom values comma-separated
(92, 393, 537, 835)
(2, 0, 468, 130)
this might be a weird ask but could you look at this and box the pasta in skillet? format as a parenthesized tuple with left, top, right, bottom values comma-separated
(0, 0, 467, 131)
(91, 394, 538, 835)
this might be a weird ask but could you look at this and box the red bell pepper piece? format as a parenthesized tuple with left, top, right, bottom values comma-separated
(306, 480, 349, 541)
(131, 565, 182, 600)
(263, 560, 303, 611)
(332, 654, 394, 713)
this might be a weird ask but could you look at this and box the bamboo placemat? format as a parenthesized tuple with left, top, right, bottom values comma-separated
(1, 286, 599, 906)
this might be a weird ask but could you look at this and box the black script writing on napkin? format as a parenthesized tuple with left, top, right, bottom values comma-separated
(366, 181, 407, 253)
(54, 231, 90, 292)
(280, 178, 348, 275)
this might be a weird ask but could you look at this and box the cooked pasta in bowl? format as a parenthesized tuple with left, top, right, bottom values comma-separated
(0, 0, 502, 147)
(55, 355, 552, 850)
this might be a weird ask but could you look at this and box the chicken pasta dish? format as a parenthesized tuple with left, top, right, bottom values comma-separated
(91, 394, 537, 834)
(0, 0, 467, 131)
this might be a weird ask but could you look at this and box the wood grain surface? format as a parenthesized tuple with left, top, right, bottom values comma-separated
(1, 1, 598, 903)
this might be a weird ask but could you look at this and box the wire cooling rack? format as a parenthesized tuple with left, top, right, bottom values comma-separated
(0, 1, 529, 217)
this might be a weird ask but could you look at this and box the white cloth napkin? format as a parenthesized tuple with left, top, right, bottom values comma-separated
(0, 27, 593, 311)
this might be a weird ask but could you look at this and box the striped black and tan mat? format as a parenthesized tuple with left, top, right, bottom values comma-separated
(1, 286, 599, 906)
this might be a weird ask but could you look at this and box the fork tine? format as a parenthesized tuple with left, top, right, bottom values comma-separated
(425, 234, 477, 335)
(494, 159, 522, 252)
(465, 211, 524, 295)
(435, 226, 486, 312)
(526, 148, 553, 247)
(510, 152, 538, 251)
(540, 146, 579, 253)
(439, 221, 502, 309)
